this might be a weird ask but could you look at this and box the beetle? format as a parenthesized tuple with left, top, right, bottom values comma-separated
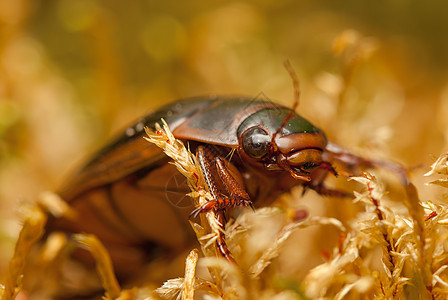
(43, 94, 400, 295)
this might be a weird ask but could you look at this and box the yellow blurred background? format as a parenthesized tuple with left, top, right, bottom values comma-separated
(1, 0, 448, 287)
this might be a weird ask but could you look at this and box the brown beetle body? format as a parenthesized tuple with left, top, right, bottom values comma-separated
(47, 97, 313, 279)
(44, 95, 383, 298)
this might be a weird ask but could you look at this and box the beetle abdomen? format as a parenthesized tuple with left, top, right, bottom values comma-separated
(48, 160, 195, 277)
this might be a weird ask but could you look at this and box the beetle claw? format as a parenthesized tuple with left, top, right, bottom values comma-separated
(301, 186, 308, 196)
(189, 200, 217, 219)
(320, 161, 338, 177)
(190, 196, 255, 218)
(248, 201, 255, 212)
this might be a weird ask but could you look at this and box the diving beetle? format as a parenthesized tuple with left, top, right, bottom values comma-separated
(44, 94, 394, 290)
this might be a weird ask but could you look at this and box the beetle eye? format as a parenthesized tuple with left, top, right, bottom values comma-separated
(242, 127, 271, 159)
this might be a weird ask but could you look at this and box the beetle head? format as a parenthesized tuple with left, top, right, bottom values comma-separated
(237, 107, 337, 182)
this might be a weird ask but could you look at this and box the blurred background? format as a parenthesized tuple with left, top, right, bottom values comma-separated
(1, 0, 448, 287)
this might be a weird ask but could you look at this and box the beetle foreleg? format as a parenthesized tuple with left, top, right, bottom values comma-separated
(193, 146, 253, 216)
(192, 146, 239, 264)
(191, 146, 229, 218)
(189, 197, 226, 219)
(215, 157, 253, 210)
(303, 165, 351, 198)
(196, 146, 222, 201)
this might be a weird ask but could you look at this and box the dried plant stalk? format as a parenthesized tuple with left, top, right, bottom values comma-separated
(249, 215, 346, 279)
(36, 191, 77, 219)
(145, 120, 226, 293)
(156, 277, 221, 300)
(73, 234, 121, 300)
(1, 206, 47, 300)
(144, 120, 223, 243)
(405, 182, 433, 295)
(198, 257, 246, 300)
(5, 124, 448, 299)
(155, 249, 222, 300)
(304, 165, 448, 299)
(426, 153, 448, 188)
(182, 249, 199, 300)
(351, 174, 411, 298)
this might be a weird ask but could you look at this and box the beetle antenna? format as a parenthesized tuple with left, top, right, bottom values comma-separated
(272, 60, 301, 143)
(284, 59, 301, 111)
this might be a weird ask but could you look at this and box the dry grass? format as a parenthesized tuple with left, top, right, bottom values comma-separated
(144, 125, 448, 300)
(5, 122, 446, 299)
(0, 206, 46, 300)
(1, 3, 447, 297)
(3, 106, 448, 299)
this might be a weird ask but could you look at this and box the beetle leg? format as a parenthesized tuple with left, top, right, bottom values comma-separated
(304, 183, 352, 197)
(215, 212, 236, 264)
(191, 205, 237, 264)
(191, 146, 253, 218)
(304, 142, 410, 198)
(303, 164, 351, 198)
(326, 142, 409, 185)
(190, 146, 229, 218)
(192, 146, 237, 264)
(196, 146, 222, 200)
(215, 157, 253, 210)
(190, 200, 219, 219)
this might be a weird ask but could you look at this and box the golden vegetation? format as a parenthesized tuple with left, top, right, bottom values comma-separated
(1, 1, 448, 299)
(3, 123, 448, 299)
